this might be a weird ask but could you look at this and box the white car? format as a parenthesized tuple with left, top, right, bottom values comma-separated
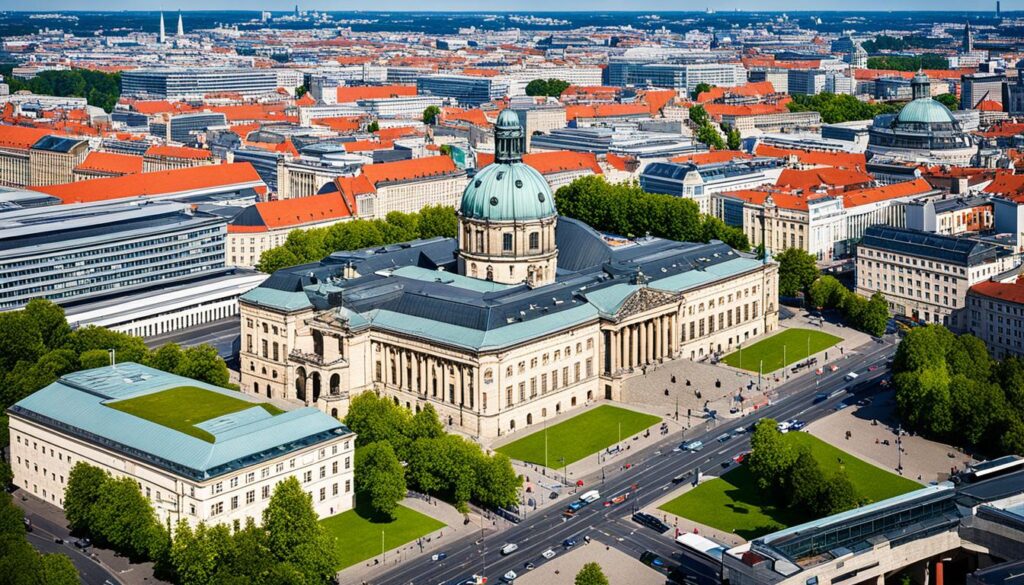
(777, 421, 792, 434)
(502, 570, 518, 583)
(500, 543, 519, 555)
(541, 548, 556, 559)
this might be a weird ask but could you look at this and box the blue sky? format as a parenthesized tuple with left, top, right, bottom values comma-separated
(0, 1, 1005, 11)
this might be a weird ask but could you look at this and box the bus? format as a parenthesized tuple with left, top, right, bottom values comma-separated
(675, 533, 726, 563)
(958, 455, 1024, 484)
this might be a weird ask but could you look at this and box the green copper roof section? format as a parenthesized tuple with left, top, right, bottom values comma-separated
(896, 98, 956, 124)
(460, 161, 557, 222)
(391, 265, 515, 293)
(584, 283, 640, 316)
(650, 257, 764, 293)
(365, 303, 598, 352)
(240, 287, 313, 312)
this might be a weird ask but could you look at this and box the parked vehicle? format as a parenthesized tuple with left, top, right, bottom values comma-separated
(776, 421, 792, 433)
(500, 543, 519, 555)
(541, 549, 556, 559)
(563, 537, 579, 549)
(788, 420, 806, 431)
(716, 433, 731, 443)
(682, 440, 703, 452)
(632, 512, 671, 533)
(579, 490, 601, 503)
(73, 538, 91, 549)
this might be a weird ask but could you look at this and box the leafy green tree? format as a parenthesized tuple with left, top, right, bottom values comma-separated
(294, 85, 307, 98)
(92, 475, 165, 559)
(147, 343, 183, 374)
(66, 325, 149, 364)
(866, 54, 948, 71)
(262, 477, 338, 584)
(0, 311, 45, 372)
(216, 518, 274, 584)
(40, 554, 82, 585)
(344, 392, 412, 453)
(808, 276, 848, 309)
(417, 205, 459, 239)
(473, 453, 521, 509)
(175, 345, 231, 389)
(776, 248, 819, 297)
(787, 92, 901, 124)
(725, 124, 742, 150)
(423, 105, 441, 124)
(439, 144, 452, 156)
(787, 446, 825, 509)
(0, 461, 11, 488)
(819, 470, 859, 515)
(406, 437, 445, 495)
(256, 246, 302, 274)
(858, 292, 890, 337)
(64, 462, 108, 532)
(748, 419, 796, 491)
(4, 69, 121, 112)
(935, 93, 958, 110)
(0, 492, 24, 537)
(525, 78, 570, 97)
(367, 120, 380, 132)
(946, 334, 991, 383)
(696, 123, 725, 149)
(170, 520, 219, 585)
(356, 442, 407, 520)
(575, 562, 610, 585)
(691, 82, 713, 100)
(23, 299, 71, 351)
(409, 404, 444, 441)
(893, 325, 954, 374)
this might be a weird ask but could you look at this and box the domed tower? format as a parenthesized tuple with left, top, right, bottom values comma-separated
(911, 71, 931, 101)
(457, 110, 558, 287)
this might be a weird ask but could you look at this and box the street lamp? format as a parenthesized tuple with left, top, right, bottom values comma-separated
(560, 456, 567, 487)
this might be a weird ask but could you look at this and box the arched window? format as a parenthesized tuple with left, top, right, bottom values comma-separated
(529, 232, 539, 250)
(312, 331, 324, 358)
(503, 233, 513, 252)
(486, 266, 494, 281)
(476, 230, 484, 251)
(312, 373, 321, 403)
(330, 374, 340, 395)
(295, 367, 307, 402)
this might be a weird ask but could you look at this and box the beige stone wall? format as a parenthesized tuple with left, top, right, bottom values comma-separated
(0, 149, 30, 187)
(457, 216, 558, 286)
(28, 148, 87, 186)
(371, 174, 468, 218)
(10, 414, 355, 530)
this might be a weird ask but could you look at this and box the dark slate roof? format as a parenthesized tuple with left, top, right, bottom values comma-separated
(860, 225, 1004, 267)
(31, 135, 87, 153)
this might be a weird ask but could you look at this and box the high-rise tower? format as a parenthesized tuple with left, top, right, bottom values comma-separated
(963, 22, 974, 53)
(158, 12, 166, 44)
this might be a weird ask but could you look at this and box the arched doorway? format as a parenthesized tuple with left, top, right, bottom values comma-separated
(571, 397, 577, 407)
(295, 367, 307, 402)
(311, 372, 321, 403)
(526, 413, 533, 425)
(331, 408, 338, 418)
(510, 419, 516, 431)
(555, 402, 561, 414)
(330, 374, 340, 396)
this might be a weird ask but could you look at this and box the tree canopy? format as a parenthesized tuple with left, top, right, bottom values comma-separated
(575, 562, 611, 585)
(867, 54, 949, 72)
(554, 176, 749, 251)
(525, 78, 570, 97)
(776, 248, 819, 297)
(806, 276, 888, 337)
(0, 492, 79, 585)
(4, 69, 121, 112)
(256, 206, 459, 273)
(423, 105, 441, 124)
(355, 442, 407, 520)
(787, 93, 901, 124)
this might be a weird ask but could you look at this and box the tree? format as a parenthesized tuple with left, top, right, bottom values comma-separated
(0, 492, 24, 537)
(39, 553, 80, 585)
(935, 93, 958, 110)
(216, 518, 274, 584)
(344, 392, 411, 453)
(473, 453, 521, 509)
(575, 562, 610, 585)
(409, 404, 444, 441)
(92, 475, 165, 560)
(66, 325, 149, 364)
(776, 248, 819, 297)
(859, 292, 890, 337)
(0, 310, 45, 372)
(725, 125, 742, 150)
(256, 246, 302, 274)
(416, 205, 459, 239)
(170, 521, 227, 585)
(423, 105, 441, 124)
(294, 84, 307, 98)
(23, 299, 70, 351)
(691, 82, 712, 100)
(175, 345, 231, 389)
(787, 92, 901, 124)
(147, 343, 183, 374)
(367, 120, 380, 132)
(747, 419, 796, 491)
(689, 105, 710, 126)
(64, 462, 108, 532)
(866, 54, 948, 71)
(262, 477, 338, 584)
(787, 447, 825, 510)
(808, 276, 847, 309)
(525, 78, 570, 97)
(696, 123, 725, 150)
(439, 144, 452, 156)
(819, 470, 859, 516)
(356, 442, 407, 520)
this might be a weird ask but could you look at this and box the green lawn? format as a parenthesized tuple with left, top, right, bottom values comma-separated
(496, 405, 660, 467)
(106, 386, 284, 443)
(659, 433, 920, 540)
(722, 328, 842, 373)
(321, 503, 446, 570)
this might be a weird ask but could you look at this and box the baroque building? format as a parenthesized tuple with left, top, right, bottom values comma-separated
(238, 111, 779, 438)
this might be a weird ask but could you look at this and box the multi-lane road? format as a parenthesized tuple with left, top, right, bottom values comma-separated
(372, 337, 899, 585)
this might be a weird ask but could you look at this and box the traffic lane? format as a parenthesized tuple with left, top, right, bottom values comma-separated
(23, 522, 121, 585)
(375, 343, 897, 584)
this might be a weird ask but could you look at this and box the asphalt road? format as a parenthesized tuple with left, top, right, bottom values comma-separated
(21, 505, 122, 585)
(372, 338, 898, 585)
(144, 316, 240, 363)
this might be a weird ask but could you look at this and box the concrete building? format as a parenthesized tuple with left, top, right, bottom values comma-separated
(143, 145, 214, 172)
(719, 110, 821, 135)
(150, 112, 229, 144)
(967, 277, 1024, 359)
(121, 68, 280, 100)
(787, 69, 827, 96)
(237, 111, 779, 436)
(606, 61, 746, 93)
(417, 75, 511, 107)
(855, 225, 1016, 328)
(961, 72, 1006, 110)
(317, 155, 467, 219)
(906, 196, 994, 236)
(641, 158, 784, 215)
(27, 135, 90, 186)
(9, 363, 355, 529)
(0, 126, 52, 187)
(510, 105, 567, 151)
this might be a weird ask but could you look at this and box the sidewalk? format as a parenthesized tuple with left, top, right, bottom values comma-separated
(14, 489, 167, 585)
(335, 495, 493, 585)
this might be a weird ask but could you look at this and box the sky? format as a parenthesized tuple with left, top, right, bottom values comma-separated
(0, 1, 1007, 11)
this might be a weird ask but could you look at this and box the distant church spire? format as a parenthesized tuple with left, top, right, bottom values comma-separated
(176, 11, 184, 37)
(963, 22, 974, 53)
(159, 11, 166, 44)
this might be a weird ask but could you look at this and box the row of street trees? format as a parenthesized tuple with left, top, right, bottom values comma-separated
(256, 206, 458, 274)
(0, 300, 232, 475)
(65, 462, 338, 585)
(0, 491, 79, 584)
(808, 276, 889, 337)
(554, 176, 750, 251)
(748, 419, 859, 519)
(786, 93, 901, 124)
(892, 325, 1024, 456)
(345, 393, 521, 516)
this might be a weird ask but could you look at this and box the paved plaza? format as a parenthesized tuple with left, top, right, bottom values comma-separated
(513, 541, 665, 585)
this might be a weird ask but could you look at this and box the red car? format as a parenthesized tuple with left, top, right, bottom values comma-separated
(603, 493, 629, 507)
(733, 452, 750, 464)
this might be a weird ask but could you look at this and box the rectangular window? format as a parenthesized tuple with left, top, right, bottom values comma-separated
(262, 485, 270, 499)
(246, 490, 255, 504)
(231, 496, 238, 510)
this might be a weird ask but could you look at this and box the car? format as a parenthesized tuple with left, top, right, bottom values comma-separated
(502, 570, 518, 583)
(682, 440, 703, 452)
(716, 433, 731, 443)
(22, 518, 31, 532)
(835, 402, 850, 411)
(733, 451, 749, 464)
(500, 543, 519, 555)
(731, 426, 748, 435)
(73, 538, 91, 549)
(789, 420, 807, 431)
(523, 562, 536, 571)
(541, 549, 556, 560)
(868, 365, 879, 371)
(563, 537, 579, 549)
(54, 537, 64, 544)
(776, 421, 791, 433)
(604, 493, 628, 506)
(548, 491, 559, 500)
(566, 501, 586, 513)
(432, 552, 448, 562)
(671, 471, 692, 484)
(720, 460, 731, 469)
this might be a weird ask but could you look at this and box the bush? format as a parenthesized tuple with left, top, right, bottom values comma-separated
(807, 276, 888, 337)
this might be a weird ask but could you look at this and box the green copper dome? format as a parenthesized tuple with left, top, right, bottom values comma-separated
(896, 98, 956, 124)
(460, 162, 556, 222)
(459, 109, 557, 222)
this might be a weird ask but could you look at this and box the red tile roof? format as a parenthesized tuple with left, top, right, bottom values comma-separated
(33, 162, 263, 204)
(754, 144, 867, 170)
(336, 85, 417, 103)
(476, 151, 602, 176)
(209, 104, 292, 123)
(970, 279, 1024, 305)
(342, 139, 395, 153)
(145, 144, 212, 160)
(840, 178, 933, 208)
(565, 103, 650, 121)
(0, 125, 52, 150)
(229, 191, 357, 233)
(360, 155, 459, 187)
(313, 116, 363, 133)
(375, 126, 420, 140)
(75, 151, 143, 176)
(697, 81, 776, 104)
(776, 167, 874, 192)
(671, 150, 753, 165)
(442, 107, 491, 127)
(984, 173, 1024, 199)
(726, 189, 813, 211)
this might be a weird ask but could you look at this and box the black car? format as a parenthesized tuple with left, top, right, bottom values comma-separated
(22, 518, 31, 532)
(73, 538, 91, 549)
(632, 512, 671, 534)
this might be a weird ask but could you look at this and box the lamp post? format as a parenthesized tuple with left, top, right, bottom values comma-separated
(560, 456, 567, 487)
